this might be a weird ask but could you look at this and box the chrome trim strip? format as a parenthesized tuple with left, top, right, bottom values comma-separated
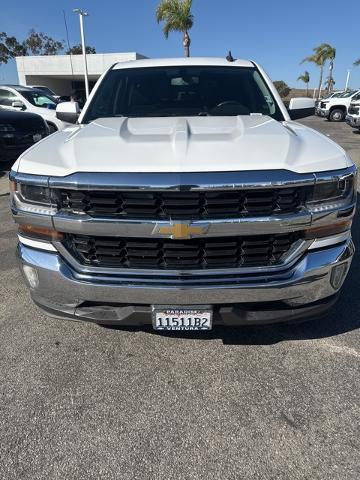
(47, 170, 317, 191)
(52, 210, 313, 237)
(10, 167, 356, 191)
(9, 170, 49, 187)
(308, 231, 351, 250)
(18, 235, 57, 252)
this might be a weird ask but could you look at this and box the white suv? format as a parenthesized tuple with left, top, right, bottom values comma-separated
(0, 85, 69, 133)
(318, 89, 360, 121)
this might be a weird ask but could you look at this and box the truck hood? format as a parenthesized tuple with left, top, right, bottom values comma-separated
(15, 115, 351, 176)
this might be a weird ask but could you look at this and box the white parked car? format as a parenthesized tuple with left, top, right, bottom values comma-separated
(318, 89, 360, 121)
(10, 57, 356, 329)
(0, 85, 69, 133)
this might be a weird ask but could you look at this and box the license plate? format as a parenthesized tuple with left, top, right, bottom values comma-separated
(33, 133, 42, 143)
(152, 307, 213, 331)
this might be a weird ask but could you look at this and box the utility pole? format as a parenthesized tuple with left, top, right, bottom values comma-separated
(73, 8, 89, 99)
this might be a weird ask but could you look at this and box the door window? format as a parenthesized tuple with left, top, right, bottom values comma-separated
(0, 89, 18, 106)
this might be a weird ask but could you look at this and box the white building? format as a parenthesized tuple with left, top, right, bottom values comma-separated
(15, 52, 147, 95)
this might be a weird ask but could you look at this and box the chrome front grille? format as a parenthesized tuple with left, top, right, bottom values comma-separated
(64, 232, 300, 270)
(59, 188, 304, 219)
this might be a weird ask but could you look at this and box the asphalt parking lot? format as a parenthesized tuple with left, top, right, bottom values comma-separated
(0, 116, 359, 480)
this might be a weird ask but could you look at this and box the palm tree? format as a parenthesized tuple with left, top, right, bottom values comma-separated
(156, 0, 194, 57)
(301, 43, 336, 99)
(297, 71, 310, 96)
(354, 59, 360, 66)
(324, 75, 335, 91)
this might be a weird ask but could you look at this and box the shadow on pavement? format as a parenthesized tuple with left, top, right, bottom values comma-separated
(107, 199, 360, 345)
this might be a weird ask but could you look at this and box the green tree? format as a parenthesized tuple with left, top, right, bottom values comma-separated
(1, 30, 64, 65)
(156, 0, 194, 57)
(23, 29, 64, 55)
(0, 32, 25, 65)
(66, 44, 96, 55)
(297, 71, 310, 96)
(273, 80, 291, 99)
(301, 43, 336, 98)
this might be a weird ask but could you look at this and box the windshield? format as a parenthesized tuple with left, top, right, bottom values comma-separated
(339, 90, 357, 98)
(20, 91, 57, 109)
(34, 86, 56, 96)
(83, 66, 284, 122)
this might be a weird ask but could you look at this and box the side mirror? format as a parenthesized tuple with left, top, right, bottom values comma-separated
(12, 100, 26, 110)
(288, 97, 315, 120)
(56, 101, 80, 124)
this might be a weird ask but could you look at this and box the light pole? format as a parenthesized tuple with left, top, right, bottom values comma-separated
(73, 8, 89, 99)
(345, 69, 351, 91)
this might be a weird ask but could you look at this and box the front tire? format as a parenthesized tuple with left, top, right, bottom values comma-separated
(329, 109, 345, 122)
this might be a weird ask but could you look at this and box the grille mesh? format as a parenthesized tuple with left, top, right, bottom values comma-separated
(65, 232, 299, 270)
(59, 188, 303, 220)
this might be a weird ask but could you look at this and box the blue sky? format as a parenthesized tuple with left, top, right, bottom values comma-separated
(1, 0, 359, 90)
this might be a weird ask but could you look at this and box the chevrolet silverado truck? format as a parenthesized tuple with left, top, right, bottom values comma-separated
(318, 89, 360, 121)
(10, 58, 356, 330)
(315, 91, 344, 116)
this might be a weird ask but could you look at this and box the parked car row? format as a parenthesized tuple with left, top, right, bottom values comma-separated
(0, 85, 71, 133)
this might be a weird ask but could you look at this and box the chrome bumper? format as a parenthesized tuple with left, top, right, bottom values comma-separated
(318, 109, 329, 118)
(17, 239, 354, 325)
(346, 115, 360, 128)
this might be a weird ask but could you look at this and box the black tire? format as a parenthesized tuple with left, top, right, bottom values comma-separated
(329, 109, 345, 122)
(46, 122, 57, 134)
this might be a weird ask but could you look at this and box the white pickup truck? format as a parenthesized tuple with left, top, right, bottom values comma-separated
(346, 94, 360, 130)
(10, 58, 356, 330)
(318, 89, 360, 121)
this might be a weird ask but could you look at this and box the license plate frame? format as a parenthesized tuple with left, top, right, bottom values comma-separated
(152, 306, 213, 331)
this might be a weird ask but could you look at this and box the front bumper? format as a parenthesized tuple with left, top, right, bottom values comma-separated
(318, 108, 329, 118)
(346, 115, 360, 128)
(17, 239, 354, 326)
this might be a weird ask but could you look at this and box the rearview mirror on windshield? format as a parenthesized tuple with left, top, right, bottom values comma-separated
(288, 98, 315, 120)
(56, 101, 80, 124)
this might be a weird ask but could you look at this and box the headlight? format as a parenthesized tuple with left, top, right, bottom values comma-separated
(307, 171, 356, 213)
(10, 181, 59, 215)
(20, 184, 52, 204)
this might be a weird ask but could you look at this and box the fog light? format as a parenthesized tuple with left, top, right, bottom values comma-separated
(330, 264, 348, 289)
(23, 265, 39, 289)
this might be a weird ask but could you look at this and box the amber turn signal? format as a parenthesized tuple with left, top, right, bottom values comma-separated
(303, 220, 352, 240)
(18, 225, 64, 242)
(9, 180, 17, 193)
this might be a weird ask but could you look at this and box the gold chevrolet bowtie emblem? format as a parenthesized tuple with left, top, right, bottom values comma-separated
(154, 222, 209, 239)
